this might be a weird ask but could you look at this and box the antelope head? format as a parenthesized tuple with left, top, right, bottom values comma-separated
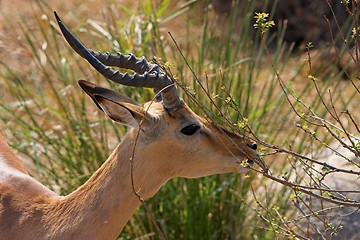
(55, 12, 258, 182)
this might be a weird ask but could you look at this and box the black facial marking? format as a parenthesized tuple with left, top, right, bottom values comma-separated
(247, 143, 257, 150)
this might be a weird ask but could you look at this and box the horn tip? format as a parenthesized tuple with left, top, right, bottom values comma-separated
(54, 11, 61, 23)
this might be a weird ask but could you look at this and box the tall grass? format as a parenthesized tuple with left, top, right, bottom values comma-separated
(0, 0, 358, 239)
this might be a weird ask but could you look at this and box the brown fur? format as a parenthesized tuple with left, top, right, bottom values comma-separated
(0, 81, 258, 239)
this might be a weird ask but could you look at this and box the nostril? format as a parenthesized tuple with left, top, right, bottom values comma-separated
(247, 143, 257, 150)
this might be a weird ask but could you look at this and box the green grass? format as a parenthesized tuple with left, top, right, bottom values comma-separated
(1, 0, 359, 239)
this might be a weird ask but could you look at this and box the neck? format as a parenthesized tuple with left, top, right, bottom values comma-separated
(45, 132, 169, 239)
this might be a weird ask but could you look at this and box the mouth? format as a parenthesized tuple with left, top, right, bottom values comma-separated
(248, 160, 255, 167)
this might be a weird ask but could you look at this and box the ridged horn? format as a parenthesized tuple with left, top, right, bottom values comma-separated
(54, 11, 180, 112)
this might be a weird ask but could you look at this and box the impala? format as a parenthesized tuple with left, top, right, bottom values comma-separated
(0, 12, 258, 239)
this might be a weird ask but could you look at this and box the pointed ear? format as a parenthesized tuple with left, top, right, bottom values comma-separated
(93, 95, 145, 128)
(78, 80, 145, 128)
(78, 79, 138, 111)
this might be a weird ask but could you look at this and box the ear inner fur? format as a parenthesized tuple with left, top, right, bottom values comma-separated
(93, 95, 146, 128)
(78, 80, 139, 110)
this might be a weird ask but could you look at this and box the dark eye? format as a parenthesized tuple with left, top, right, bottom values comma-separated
(181, 124, 200, 136)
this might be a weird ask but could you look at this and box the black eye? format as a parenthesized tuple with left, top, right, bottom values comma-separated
(181, 124, 200, 136)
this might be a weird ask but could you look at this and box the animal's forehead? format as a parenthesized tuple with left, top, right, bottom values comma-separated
(143, 100, 204, 125)
(170, 101, 204, 123)
(141, 100, 247, 143)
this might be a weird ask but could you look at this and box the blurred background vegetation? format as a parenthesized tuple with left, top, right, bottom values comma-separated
(0, 0, 359, 239)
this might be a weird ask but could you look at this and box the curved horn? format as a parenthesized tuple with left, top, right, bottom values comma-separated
(89, 52, 159, 75)
(54, 11, 180, 111)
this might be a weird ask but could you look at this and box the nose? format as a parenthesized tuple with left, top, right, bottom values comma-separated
(247, 143, 257, 150)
